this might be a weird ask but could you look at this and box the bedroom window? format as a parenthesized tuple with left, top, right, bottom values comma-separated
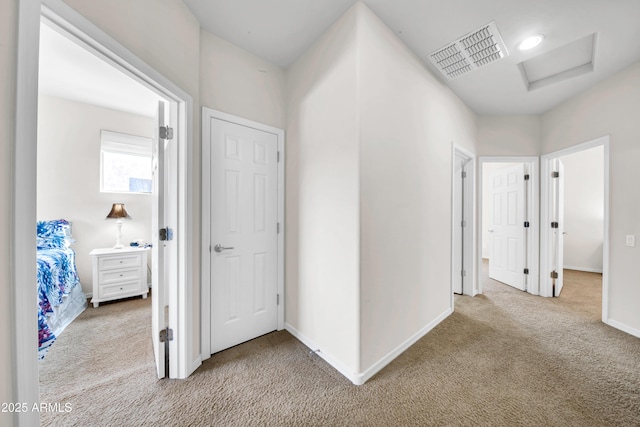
(100, 130, 153, 194)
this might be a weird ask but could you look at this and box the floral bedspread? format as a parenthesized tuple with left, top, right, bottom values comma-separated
(37, 247, 80, 359)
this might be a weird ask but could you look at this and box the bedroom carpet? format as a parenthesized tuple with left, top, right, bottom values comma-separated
(39, 266, 640, 426)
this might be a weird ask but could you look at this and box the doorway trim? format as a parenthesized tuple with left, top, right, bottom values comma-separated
(13, 0, 196, 421)
(478, 157, 540, 295)
(200, 108, 285, 360)
(451, 144, 476, 299)
(540, 136, 610, 321)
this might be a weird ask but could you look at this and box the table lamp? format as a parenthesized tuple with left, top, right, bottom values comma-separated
(105, 203, 131, 249)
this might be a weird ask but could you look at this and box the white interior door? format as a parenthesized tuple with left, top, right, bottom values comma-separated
(151, 100, 167, 378)
(551, 159, 565, 296)
(210, 117, 279, 354)
(489, 163, 526, 291)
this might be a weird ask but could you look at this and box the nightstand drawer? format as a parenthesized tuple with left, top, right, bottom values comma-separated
(100, 280, 142, 299)
(98, 254, 141, 270)
(99, 267, 141, 284)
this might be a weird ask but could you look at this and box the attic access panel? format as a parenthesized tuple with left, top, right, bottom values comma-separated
(428, 21, 509, 79)
(519, 33, 596, 91)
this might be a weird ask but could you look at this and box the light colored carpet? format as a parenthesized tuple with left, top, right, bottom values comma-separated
(39, 266, 640, 426)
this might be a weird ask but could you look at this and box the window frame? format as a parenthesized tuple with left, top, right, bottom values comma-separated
(100, 129, 153, 194)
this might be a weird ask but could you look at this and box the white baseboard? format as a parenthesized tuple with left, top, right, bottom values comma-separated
(605, 318, 640, 339)
(187, 356, 202, 378)
(285, 323, 360, 384)
(355, 307, 453, 385)
(564, 265, 603, 273)
(285, 307, 453, 386)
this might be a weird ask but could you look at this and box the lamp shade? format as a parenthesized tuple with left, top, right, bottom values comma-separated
(105, 203, 132, 220)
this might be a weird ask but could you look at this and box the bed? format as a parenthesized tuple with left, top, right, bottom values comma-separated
(37, 219, 87, 359)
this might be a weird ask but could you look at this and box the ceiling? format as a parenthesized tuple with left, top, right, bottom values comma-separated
(183, 0, 640, 115)
(39, 24, 160, 118)
(39, 1, 640, 117)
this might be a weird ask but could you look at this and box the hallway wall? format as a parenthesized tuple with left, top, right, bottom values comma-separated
(358, 3, 477, 374)
(286, 2, 478, 382)
(542, 60, 640, 334)
(285, 3, 361, 375)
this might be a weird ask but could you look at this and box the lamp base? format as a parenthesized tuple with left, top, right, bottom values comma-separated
(114, 219, 124, 249)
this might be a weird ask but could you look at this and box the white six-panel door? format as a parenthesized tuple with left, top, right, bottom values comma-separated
(210, 118, 279, 354)
(489, 164, 526, 291)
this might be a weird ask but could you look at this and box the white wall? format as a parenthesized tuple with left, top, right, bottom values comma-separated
(1, 0, 17, 424)
(200, 30, 285, 129)
(285, 4, 361, 374)
(561, 146, 604, 272)
(541, 60, 640, 334)
(478, 115, 540, 156)
(358, 4, 477, 372)
(286, 3, 478, 381)
(37, 95, 154, 291)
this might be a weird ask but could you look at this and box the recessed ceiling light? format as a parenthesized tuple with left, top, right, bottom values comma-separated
(519, 34, 544, 51)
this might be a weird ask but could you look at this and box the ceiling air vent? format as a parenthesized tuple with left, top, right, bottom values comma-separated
(428, 21, 509, 79)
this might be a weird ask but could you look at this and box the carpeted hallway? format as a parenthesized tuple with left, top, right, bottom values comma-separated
(39, 266, 640, 426)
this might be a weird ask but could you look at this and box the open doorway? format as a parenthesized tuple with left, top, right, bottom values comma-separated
(37, 14, 176, 378)
(541, 136, 609, 321)
(478, 157, 539, 296)
(451, 144, 476, 298)
(13, 2, 196, 420)
(36, 15, 165, 382)
(35, 8, 185, 380)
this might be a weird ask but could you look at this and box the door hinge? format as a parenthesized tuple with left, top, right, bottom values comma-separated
(524, 174, 530, 181)
(461, 269, 466, 277)
(159, 327, 173, 342)
(551, 222, 559, 229)
(550, 271, 559, 279)
(461, 171, 467, 179)
(159, 126, 174, 140)
(552, 171, 560, 178)
(277, 222, 280, 234)
(159, 227, 173, 241)
(277, 151, 281, 162)
(277, 294, 280, 305)
(524, 221, 530, 228)
(524, 268, 529, 275)
(461, 220, 466, 228)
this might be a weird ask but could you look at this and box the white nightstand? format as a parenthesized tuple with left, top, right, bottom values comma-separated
(89, 246, 150, 308)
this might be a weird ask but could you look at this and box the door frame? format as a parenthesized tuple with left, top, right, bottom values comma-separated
(540, 136, 610, 319)
(200, 108, 285, 360)
(13, 0, 196, 421)
(451, 144, 476, 299)
(478, 157, 540, 295)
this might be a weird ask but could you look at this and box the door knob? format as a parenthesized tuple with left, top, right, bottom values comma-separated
(214, 244, 234, 253)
